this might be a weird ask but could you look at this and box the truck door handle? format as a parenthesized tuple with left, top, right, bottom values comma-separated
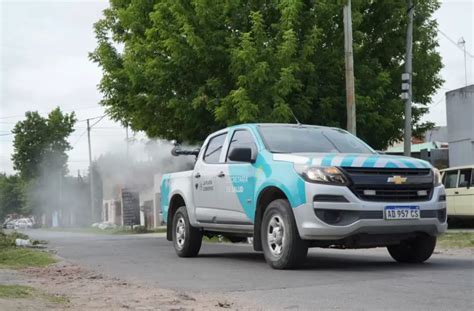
(195, 173, 201, 178)
(217, 172, 225, 178)
(454, 191, 459, 194)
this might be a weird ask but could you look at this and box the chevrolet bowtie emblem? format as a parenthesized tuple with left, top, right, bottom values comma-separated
(387, 175, 407, 184)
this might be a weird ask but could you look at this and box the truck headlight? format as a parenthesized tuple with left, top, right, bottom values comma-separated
(432, 168, 442, 186)
(295, 165, 348, 185)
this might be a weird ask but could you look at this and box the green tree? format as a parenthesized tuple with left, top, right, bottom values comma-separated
(90, 0, 442, 149)
(10, 108, 76, 222)
(11, 108, 76, 180)
(0, 174, 25, 220)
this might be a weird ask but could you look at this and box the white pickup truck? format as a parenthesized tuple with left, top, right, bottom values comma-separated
(161, 123, 447, 269)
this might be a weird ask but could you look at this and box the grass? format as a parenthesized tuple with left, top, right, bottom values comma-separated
(438, 232, 474, 249)
(0, 248, 57, 269)
(0, 285, 35, 299)
(0, 230, 56, 269)
(0, 285, 68, 304)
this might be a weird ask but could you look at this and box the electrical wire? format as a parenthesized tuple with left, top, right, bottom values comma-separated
(70, 115, 108, 147)
(70, 129, 88, 147)
(438, 29, 474, 58)
(76, 115, 106, 123)
(90, 115, 106, 128)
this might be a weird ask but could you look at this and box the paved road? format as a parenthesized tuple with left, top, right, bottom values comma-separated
(26, 229, 473, 310)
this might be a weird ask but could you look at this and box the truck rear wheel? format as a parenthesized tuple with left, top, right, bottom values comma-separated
(172, 206, 202, 257)
(387, 234, 437, 263)
(261, 199, 308, 269)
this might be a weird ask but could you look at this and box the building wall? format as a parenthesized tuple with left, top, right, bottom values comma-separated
(102, 200, 121, 225)
(424, 126, 448, 142)
(446, 85, 474, 167)
(139, 187, 154, 228)
(420, 149, 449, 169)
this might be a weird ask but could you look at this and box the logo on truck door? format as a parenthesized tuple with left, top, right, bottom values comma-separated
(387, 175, 407, 184)
(196, 179, 214, 191)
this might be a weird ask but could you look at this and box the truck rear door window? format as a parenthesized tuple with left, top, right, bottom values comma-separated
(203, 133, 227, 164)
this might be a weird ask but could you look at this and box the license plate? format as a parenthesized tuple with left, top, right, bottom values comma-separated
(385, 206, 420, 220)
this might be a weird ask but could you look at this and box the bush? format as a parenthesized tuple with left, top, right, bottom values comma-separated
(0, 230, 30, 248)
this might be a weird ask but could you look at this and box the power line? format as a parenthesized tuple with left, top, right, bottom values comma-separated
(76, 115, 106, 123)
(438, 29, 474, 58)
(430, 97, 445, 109)
(90, 115, 106, 128)
(70, 115, 107, 147)
(0, 114, 25, 120)
(71, 129, 88, 147)
(0, 106, 105, 120)
(74, 126, 123, 130)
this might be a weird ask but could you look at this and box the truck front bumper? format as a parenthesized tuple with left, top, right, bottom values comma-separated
(293, 184, 447, 241)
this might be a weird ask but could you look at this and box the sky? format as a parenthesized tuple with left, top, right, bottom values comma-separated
(1, 0, 473, 176)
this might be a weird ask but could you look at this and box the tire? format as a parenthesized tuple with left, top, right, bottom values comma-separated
(261, 199, 308, 269)
(172, 206, 202, 257)
(387, 234, 437, 263)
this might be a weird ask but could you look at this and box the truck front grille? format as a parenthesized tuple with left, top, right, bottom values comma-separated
(351, 186, 433, 202)
(341, 167, 434, 202)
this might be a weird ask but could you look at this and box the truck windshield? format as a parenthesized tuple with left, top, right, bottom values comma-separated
(258, 125, 375, 154)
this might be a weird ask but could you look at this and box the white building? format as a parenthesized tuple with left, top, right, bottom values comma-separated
(446, 85, 474, 167)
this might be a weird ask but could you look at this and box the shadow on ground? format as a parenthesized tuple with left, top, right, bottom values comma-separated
(197, 249, 473, 272)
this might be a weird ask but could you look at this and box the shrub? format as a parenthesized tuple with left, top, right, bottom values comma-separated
(0, 230, 30, 248)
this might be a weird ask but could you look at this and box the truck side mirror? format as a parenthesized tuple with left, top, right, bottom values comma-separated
(228, 147, 255, 163)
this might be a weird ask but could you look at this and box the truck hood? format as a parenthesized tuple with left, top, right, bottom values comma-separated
(272, 153, 432, 169)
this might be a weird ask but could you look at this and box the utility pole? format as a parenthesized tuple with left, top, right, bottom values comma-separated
(457, 37, 467, 86)
(87, 119, 94, 223)
(125, 123, 129, 158)
(403, 0, 414, 157)
(343, 0, 356, 135)
(58, 171, 62, 227)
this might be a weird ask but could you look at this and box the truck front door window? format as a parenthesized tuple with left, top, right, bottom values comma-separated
(226, 130, 257, 162)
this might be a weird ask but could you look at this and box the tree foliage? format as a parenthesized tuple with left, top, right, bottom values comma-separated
(11, 108, 77, 180)
(0, 174, 25, 220)
(91, 0, 442, 149)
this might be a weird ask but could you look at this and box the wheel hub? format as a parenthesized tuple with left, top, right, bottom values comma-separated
(267, 215, 285, 256)
(176, 216, 186, 250)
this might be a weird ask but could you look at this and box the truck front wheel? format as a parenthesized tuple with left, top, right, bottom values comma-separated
(172, 206, 202, 257)
(261, 199, 308, 269)
(387, 234, 437, 263)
